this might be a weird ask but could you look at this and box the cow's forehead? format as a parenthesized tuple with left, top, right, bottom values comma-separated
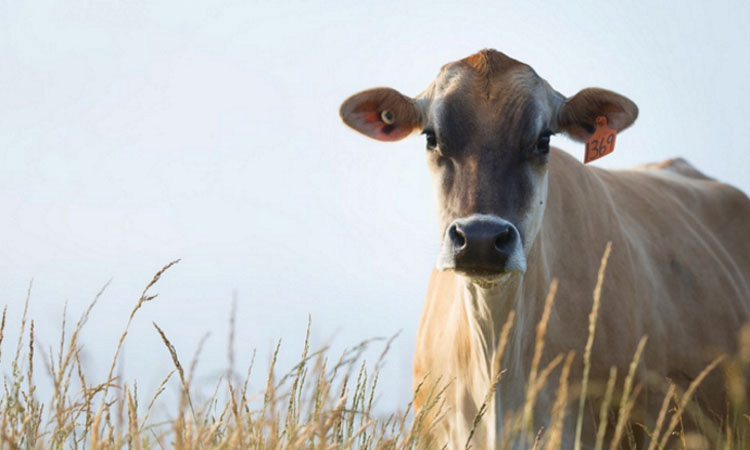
(420, 50, 550, 147)
(432, 50, 539, 99)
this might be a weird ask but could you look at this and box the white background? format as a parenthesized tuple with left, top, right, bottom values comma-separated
(2, 1, 749, 413)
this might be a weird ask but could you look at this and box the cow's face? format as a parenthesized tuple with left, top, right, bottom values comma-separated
(340, 49, 637, 282)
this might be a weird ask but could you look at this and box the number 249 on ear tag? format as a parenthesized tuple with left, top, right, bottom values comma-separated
(584, 116, 617, 164)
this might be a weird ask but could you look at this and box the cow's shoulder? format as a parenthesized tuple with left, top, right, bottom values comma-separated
(630, 156, 749, 211)
(413, 270, 459, 408)
(633, 157, 711, 180)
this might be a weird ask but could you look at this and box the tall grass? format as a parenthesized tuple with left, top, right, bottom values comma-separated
(0, 257, 749, 449)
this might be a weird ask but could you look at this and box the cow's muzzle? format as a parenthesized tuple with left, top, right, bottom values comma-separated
(437, 214, 527, 277)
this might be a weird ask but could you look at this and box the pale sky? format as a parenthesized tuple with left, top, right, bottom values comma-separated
(2, 1, 749, 411)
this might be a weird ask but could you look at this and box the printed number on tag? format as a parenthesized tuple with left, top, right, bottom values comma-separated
(584, 116, 617, 164)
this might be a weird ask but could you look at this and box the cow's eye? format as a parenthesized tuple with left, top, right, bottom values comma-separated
(536, 129, 553, 154)
(422, 129, 438, 150)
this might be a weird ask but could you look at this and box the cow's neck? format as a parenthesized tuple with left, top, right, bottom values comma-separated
(458, 237, 546, 369)
(454, 237, 549, 437)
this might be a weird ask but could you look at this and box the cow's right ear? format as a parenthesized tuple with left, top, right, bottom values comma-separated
(340, 88, 422, 142)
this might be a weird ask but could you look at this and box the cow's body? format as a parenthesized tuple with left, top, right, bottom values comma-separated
(413, 148, 750, 447)
(340, 49, 750, 448)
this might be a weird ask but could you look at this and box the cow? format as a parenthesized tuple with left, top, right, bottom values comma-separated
(339, 49, 750, 449)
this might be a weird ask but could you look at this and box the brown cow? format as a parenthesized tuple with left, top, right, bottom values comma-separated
(340, 49, 750, 449)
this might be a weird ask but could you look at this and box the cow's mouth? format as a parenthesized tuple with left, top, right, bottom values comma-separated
(455, 269, 515, 288)
(456, 267, 509, 278)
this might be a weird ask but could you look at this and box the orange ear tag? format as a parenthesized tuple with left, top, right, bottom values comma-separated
(584, 116, 617, 164)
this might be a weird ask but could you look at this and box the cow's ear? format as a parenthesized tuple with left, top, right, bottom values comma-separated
(340, 87, 422, 142)
(555, 88, 638, 142)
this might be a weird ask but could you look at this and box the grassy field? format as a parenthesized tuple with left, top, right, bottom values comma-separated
(1, 258, 748, 449)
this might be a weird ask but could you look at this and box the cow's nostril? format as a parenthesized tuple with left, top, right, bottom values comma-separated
(449, 224, 467, 249)
(495, 228, 513, 249)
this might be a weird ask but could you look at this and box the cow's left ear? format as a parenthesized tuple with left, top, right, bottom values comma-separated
(555, 88, 638, 142)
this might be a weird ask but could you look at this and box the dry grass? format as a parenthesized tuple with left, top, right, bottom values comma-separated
(1, 255, 749, 449)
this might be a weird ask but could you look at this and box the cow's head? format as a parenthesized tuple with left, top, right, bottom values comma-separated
(340, 49, 637, 282)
